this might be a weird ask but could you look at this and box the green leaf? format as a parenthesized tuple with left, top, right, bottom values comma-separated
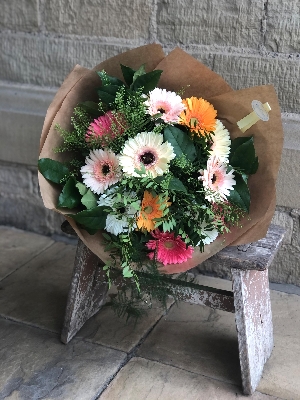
(132, 70, 163, 94)
(248, 156, 259, 175)
(102, 232, 112, 241)
(120, 64, 136, 86)
(76, 182, 88, 196)
(97, 71, 124, 87)
(38, 158, 69, 184)
(84, 227, 98, 235)
(228, 172, 250, 212)
(58, 177, 81, 208)
(163, 126, 197, 162)
(81, 189, 98, 210)
(122, 265, 133, 278)
(168, 177, 187, 192)
(132, 64, 146, 84)
(229, 137, 258, 175)
(68, 206, 108, 230)
(78, 101, 100, 117)
(97, 85, 120, 105)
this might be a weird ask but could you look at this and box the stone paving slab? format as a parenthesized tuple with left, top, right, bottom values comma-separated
(137, 301, 241, 386)
(0, 227, 299, 399)
(77, 298, 173, 353)
(0, 226, 54, 281)
(0, 241, 76, 332)
(100, 357, 280, 400)
(0, 317, 126, 400)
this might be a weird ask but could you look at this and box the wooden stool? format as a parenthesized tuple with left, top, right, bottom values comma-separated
(61, 223, 285, 395)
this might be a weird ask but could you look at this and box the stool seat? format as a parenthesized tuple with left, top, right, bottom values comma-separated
(60, 223, 285, 395)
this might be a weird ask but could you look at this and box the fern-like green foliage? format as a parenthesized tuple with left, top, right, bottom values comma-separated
(103, 260, 193, 323)
(108, 87, 154, 154)
(54, 106, 92, 155)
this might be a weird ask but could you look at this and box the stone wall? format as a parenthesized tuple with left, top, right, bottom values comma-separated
(0, 0, 299, 284)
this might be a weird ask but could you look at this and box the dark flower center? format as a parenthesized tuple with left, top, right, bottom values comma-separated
(211, 173, 217, 184)
(157, 107, 166, 114)
(140, 152, 155, 165)
(102, 164, 110, 175)
(118, 207, 126, 214)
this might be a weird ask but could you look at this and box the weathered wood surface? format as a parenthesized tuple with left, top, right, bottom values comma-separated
(137, 272, 235, 313)
(61, 239, 108, 344)
(232, 268, 273, 395)
(203, 224, 285, 271)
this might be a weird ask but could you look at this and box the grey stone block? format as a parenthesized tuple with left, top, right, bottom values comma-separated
(0, 0, 39, 32)
(282, 112, 300, 151)
(0, 193, 65, 235)
(276, 148, 300, 208)
(0, 33, 132, 86)
(157, 0, 264, 49)
(0, 318, 126, 400)
(43, 0, 152, 40)
(265, 1, 300, 53)
(270, 246, 300, 285)
(0, 162, 65, 235)
(0, 83, 55, 166)
(212, 53, 300, 113)
(271, 210, 294, 245)
(0, 163, 33, 194)
(0, 109, 44, 165)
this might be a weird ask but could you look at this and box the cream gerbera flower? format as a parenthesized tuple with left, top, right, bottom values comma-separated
(119, 132, 175, 178)
(81, 149, 121, 195)
(199, 156, 235, 202)
(144, 88, 186, 124)
(98, 189, 140, 236)
(209, 119, 231, 161)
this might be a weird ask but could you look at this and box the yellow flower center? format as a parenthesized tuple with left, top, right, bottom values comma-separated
(164, 240, 175, 249)
(144, 205, 153, 214)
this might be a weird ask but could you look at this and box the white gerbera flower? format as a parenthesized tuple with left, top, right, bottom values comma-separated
(197, 221, 219, 246)
(119, 132, 175, 178)
(209, 119, 231, 161)
(81, 149, 121, 195)
(199, 156, 235, 203)
(144, 88, 186, 124)
(98, 190, 140, 236)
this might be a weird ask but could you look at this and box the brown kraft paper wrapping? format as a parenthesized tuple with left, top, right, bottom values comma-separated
(38, 44, 283, 274)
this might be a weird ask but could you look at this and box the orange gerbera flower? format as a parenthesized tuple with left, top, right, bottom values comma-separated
(137, 191, 170, 232)
(179, 97, 217, 136)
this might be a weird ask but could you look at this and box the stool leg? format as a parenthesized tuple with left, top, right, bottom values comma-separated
(61, 239, 108, 344)
(231, 268, 273, 395)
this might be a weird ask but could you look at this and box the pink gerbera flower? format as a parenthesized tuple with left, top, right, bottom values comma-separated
(85, 111, 127, 147)
(144, 88, 186, 124)
(146, 229, 194, 265)
(80, 149, 121, 194)
(199, 156, 235, 202)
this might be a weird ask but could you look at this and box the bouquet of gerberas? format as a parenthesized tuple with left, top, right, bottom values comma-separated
(38, 44, 283, 295)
